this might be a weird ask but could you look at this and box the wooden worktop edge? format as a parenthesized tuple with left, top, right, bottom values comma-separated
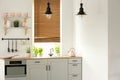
(0, 56, 82, 60)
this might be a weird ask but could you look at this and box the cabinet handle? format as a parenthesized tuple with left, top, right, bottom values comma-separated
(72, 60, 77, 62)
(72, 64, 78, 66)
(35, 61, 40, 63)
(46, 65, 48, 71)
(48, 65, 50, 71)
(72, 74, 78, 77)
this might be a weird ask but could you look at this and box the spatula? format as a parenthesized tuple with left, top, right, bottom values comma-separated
(8, 40, 10, 52)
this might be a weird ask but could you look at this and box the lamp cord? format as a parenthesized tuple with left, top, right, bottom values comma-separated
(81, 0, 82, 3)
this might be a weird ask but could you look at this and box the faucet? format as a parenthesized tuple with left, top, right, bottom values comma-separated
(48, 48, 54, 57)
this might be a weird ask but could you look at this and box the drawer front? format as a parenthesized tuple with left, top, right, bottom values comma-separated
(69, 59, 82, 64)
(27, 60, 47, 65)
(69, 64, 82, 74)
(5, 77, 26, 80)
(69, 74, 81, 80)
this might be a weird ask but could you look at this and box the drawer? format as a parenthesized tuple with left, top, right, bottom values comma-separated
(69, 64, 82, 74)
(69, 74, 81, 80)
(69, 59, 82, 64)
(27, 60, 47, 65)
(5, 77, 26, 80)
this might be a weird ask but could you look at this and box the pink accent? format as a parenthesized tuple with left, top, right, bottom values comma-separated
(4, 12, 8, 17)
(24, 12, 28, 18)
(16, 12, 21, 17)
(22, 22, 26, 27)
(68, 48, 76, 57)
(10, 12, 15, 17)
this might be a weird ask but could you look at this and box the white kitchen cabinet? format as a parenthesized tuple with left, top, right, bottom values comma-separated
(0, 60, 5, 80)
(48, 59, 68, 80)
(27, 60, 47, 80)
(0, 57, 82, 80)
(68, 58, 82, 80)
(27, 59, 68, 80)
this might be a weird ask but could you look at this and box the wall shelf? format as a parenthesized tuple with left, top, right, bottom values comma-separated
(3, 13, 31, 35)
(4, 27, 31, 35)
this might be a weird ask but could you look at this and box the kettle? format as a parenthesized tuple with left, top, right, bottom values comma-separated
(68, 48, 76, 57)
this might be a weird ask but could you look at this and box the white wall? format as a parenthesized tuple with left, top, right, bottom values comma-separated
(0, 0, 74, 57)
(0, 0, 32, 57)
(61, 0, 74, 56)
(108, 0, 120, 80)
(73, 0, 108, 80)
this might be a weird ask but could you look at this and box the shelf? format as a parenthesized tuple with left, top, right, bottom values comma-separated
(3, 16, 31, 35)
(3, 16, 31, 24)
(4, 16, 31, 18)
(4, 27, 31, 35)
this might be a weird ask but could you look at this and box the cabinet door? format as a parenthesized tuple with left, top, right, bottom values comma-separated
(27, 60, 47, 80)
(0, 60, 4, 80)
(48, 59, 68, 80)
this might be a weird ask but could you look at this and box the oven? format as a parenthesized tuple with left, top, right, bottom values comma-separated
(5, 60, 26, 79)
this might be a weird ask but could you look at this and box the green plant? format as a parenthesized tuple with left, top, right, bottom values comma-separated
(55, 45, 60, 55)
(38, 48, 43, 55)
(14, 20, 19, 27)
(33, 47, 39, 57)
(26, 47, 31, 53)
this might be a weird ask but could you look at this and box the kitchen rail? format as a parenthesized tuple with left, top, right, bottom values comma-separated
(2, 38, 30, 40)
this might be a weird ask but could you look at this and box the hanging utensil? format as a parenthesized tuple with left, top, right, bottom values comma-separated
(15, 40, 17, 52)
(8, 40, 10, 52)
(11, 40, 14, 52)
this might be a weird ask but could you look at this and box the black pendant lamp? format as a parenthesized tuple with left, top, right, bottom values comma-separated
(45, 2, 52, 19)
(77, 0, 86, 15)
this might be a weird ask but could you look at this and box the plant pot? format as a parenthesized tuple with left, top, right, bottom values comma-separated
(14, 20, 19, 27)
(56, 53, 60, 57)
(25, 53, 31, 58)
(37, 54, 43, 58)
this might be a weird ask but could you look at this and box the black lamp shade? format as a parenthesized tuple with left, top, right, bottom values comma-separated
(77, 3, 86, 15)
(45, 2, 52, 14)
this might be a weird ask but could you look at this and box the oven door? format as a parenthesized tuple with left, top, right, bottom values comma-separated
(5, 65, 26, 78)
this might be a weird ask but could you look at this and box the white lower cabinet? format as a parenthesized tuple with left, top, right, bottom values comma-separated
(27, 59, 68, 80)
(27, 60, 47, 80)
(48, 59, 68, 80)
(27, 58, 82, 80)
(0, 58, 82, 80)
(68, 58, 82, 80)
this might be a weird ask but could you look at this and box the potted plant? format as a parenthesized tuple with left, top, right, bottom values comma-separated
(38, 48, 43, 57)
(33, 47, 39, 57)
(55, 45, 60, 56)
(25, 47, 31, 58)
(13, 20, 19, 27)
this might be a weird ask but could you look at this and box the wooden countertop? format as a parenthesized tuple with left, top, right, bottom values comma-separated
(0, 56, 82, 60)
